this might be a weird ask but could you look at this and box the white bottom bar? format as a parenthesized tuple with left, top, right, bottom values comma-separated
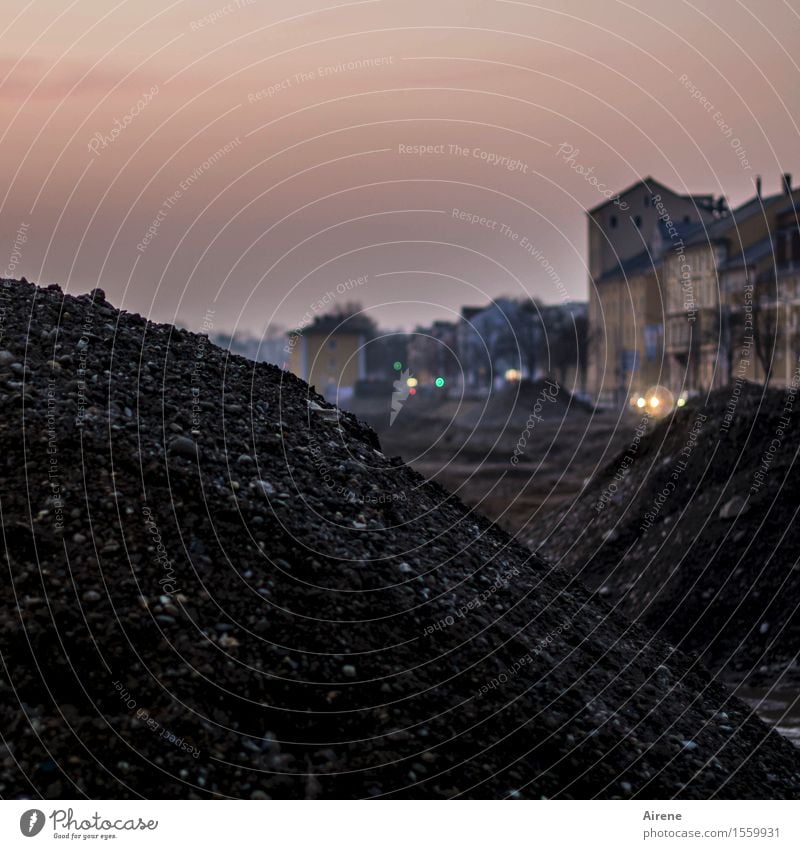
(3, 800, 797, 848)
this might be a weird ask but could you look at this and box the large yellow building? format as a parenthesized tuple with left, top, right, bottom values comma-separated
(587, 177, 721, 404)
(588, 174, 800, 404)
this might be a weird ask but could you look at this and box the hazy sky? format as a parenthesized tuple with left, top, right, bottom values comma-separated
(2, 0, 799, 335)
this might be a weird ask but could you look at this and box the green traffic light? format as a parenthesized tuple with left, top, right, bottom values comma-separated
(435, 377, 445, 388)
(393, 361, 402, 371)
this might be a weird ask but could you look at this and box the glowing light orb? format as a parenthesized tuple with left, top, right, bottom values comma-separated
(393, 361, 402, 371)
(643, 385, 674, 417)
(406, 377, 418, 388)
(435, 377, 445, 388)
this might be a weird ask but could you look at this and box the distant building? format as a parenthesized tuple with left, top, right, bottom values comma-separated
(287, 313, 370, 402)
(407, 320, 459, 389)
(364, 332, 410, 380)
(538, 301, 588, 391)
(587, 176, 724, 404)
(765, 195, 800, 385)
(468, 298, 524, 390)
(588, 173, 800, 404)
(662, 175, 800, 394)
(457, 306, 487, 391)
(453, 299, 588, 395)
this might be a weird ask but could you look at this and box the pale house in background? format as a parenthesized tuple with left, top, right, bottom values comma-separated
(288, 313, 370, 403)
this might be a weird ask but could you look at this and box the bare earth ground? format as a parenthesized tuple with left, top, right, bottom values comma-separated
(348, 387, 633, 546)
(348, 389, 800, 746)
(349, 388, 629, 537)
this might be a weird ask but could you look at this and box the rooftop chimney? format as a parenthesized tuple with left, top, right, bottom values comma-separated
(783, 173, 792, 194)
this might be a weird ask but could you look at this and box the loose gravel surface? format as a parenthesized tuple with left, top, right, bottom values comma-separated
(2, 278, 800, 799)
(531, 386, 800, 684)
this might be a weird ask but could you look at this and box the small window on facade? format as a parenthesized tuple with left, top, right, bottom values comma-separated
(634, 215, 642, 228)
(777, 232, 787, 265)
(610, 215, 618, 228)
(683, 215, 691, 223)
(644, 195, 650, 207)
(329, 339, 337, 349)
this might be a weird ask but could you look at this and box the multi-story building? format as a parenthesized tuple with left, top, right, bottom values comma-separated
(663, 175, 800, 394)
(452, 299, 588, 395)
(768, 197, 800, 385)
(588, 173, 800, 404)
(587, 177, 722, 404)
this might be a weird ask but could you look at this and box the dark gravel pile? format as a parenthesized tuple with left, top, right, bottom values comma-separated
(485, 378, 592, 424)
(532, 386, 800, 682)
(2, 278, 800, 799)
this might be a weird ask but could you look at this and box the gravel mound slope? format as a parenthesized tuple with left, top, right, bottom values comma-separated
(486, 378, 593, 422)
(1, 278, 799, 799)
(533, 387, 800, 681)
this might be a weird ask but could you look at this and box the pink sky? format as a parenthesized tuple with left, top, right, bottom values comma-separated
(1, 0, 799, 335)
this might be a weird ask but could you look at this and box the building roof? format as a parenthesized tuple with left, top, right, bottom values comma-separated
(588, 175, 722, 215)
(657, 217, 700, 243)
(460, 306, 484, 321)
(718, 234, 777, 270)
(684, 188, 799, 248)
(289, 313, 374, 336)
(776, 197, 800, 218)
(596, 248, 659, 283)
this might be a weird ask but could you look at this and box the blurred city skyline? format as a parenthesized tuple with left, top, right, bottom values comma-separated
(1, 0, 799, 335)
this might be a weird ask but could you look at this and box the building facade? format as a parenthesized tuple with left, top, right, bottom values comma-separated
(406, 320, 459, 390)
(587, 177, 722, 404)
(288, 314, 369, 403)
(663, 176, 800, 395)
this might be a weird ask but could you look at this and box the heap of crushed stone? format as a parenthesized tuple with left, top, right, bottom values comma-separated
(1, 278, 799, 799)
(486, 378, 593, 421)
(531, 386, 800, 684)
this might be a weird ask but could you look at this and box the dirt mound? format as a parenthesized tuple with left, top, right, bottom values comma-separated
(486, 379, 592, 424)
(1, 278, 799, 799)
(532, 385, 800, 682)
